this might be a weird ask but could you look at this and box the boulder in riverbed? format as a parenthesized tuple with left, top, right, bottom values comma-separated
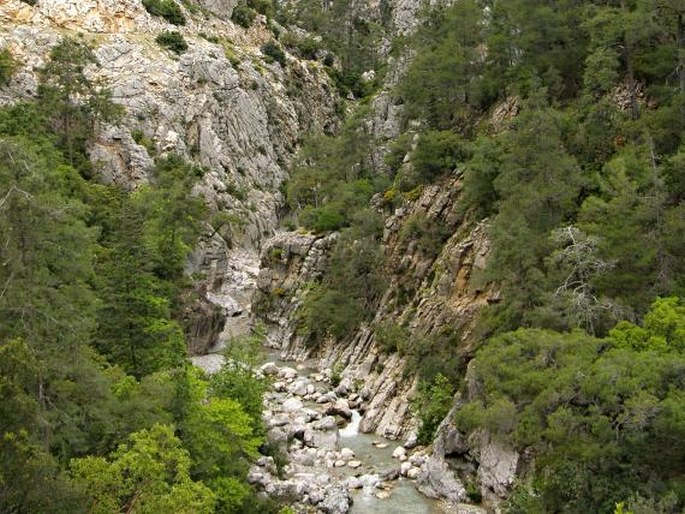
(282, 397, 304, 412)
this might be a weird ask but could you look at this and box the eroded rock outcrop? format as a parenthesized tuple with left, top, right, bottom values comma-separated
(0, 0, 339, 353)
(254, 175, 495, 441)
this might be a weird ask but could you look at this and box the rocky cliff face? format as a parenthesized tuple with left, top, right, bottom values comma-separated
(254, 175, 495, 435)
(0, 0, 339, 353)
(253, 175, 511, 509)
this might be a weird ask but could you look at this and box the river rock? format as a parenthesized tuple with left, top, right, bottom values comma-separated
(404, 431, 419, 449)
(293, 415, 309, 425)
(313, 416, 337, 431)
(317, 391, 337, 404)
(278, 367, 298, 380)
(308, 489, 325, 505)
(358, 474, 381, 489)
(282, 397, 304, 412)
(379, 467, 401, 481)
(292, 449, 316, 466)
(268, 427, 287, 444)
(344, 476, 362, 489)
(400, 461, 412, 476)
(268, 414, 290, 428)
(319, 483, 350, 514)
(375, 490, 391, 500)
(409, 453, 427, 466)
(392, 446, 406, 459)
(302, 407, 321, 422)
(311, 430, 339, 450)
(406, 467, 421, 479)
(327, 398, 353, 420)
(334, 459, 346, 467)
(347, 460, 362, 469)
(289, 378, 310, 396)
(260, 362, 280, 376)
(339, 447, 355, 460)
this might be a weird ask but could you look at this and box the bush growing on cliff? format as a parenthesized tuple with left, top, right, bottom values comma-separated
(156, 31, 189, 54)
(247, 0, 275, 18)
(375, 321, 409, 354)
(231, 2, 256, 28)
(261, 41, 286, 67)
(143, 0, 186, 25)
(410, 130, 467, 183)
(0, 48, 17, 87)
(415, 373, 454, 444)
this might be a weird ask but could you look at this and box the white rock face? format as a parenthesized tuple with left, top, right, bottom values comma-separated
(477, 437, 519, 498)
(198, 0, 239, 19)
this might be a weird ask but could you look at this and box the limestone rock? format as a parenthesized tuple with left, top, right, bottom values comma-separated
(282, 397, 304, 413)
(339, 447, 355, 461)
(197, 0, 238, 19)
(319, 484, 350, 514)
(312, 416, 337, 431)
(327, 399, 353, 420)
(392, 446, 406, 459)
(476, 436, 519, 498)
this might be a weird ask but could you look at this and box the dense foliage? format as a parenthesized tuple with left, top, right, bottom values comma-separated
(0, 37, 280, 514)
(458, 298, 685, 512)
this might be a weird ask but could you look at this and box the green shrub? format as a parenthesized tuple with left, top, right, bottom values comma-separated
(375, 321, 409, 354)
(399, 212, 451, 259)
(299, 204, 345, 233)
(142, 0, 186, 25)
(247, 0, 274, 17)
(156, 31, 188, 54)
(131, 129, 156, 155)
(411, 130, 467, 182)
(415, 373, 454, 444)
(179, 0, 200, 14)
(465, 481, 483, 503)
(297, 286, 364, 346)
(0, 48, 17, 87)
(199, 32, 220, 44)
(384, 133, 412, 174)
(282, 34, 321, 60)
(231, 3, 256, 28)
(261, 41, 286, 67)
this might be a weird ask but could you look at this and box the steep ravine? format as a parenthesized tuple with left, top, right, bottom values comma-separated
(0, 1, 515, 511)
(250, 176, 506, 512)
